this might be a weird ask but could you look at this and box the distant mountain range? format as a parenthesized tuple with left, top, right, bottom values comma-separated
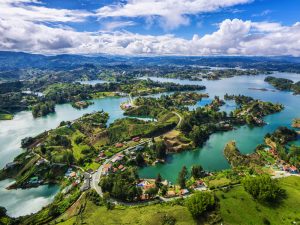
(1, 51, 300, 70)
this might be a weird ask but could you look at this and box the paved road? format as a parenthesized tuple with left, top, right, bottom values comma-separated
(90, 111, 183, 198)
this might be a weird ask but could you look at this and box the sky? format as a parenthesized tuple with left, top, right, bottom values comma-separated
(0, 0, 300, 56)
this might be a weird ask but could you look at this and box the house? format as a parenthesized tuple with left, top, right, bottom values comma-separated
(283, 165, 290, 171)
(36, 158, 47, 166)
(290, 166, 298, 174)
(132, 137, 140, 142)
(102, 164, 112, 175)
(135, 145, 144, 151)
(29, 176, 39, 184)
(95, 157, 101, 163)
(111, 154, 124, 163)
(167, 190, 176, 197)
(140, 194, 150, 201)
(65, 168, 73, 177)
(98, 152, 106, 159)
(115, 143, 124, 148)
(180, 189, 189, 195)
(70, 172, 77, 178)
(137, 180, 155, 191)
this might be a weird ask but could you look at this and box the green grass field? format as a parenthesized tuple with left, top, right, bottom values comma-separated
(0, 113, 13, 120)
(57, 202, 195, 225)
(216, 176, 300, 225)
(51, 176, 300, 225)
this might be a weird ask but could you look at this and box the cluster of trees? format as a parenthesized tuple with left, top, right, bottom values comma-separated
(265, 127, 298, 145)
(153, 139, 167, 159)
(242, 175, 286, 202)
(180, 107, 226, 146)
(120, 79, 205, 96)
(178, 165, 206, 188)
(265, 76, 300, 95)
(226, 94, 283, 125)
(32, 101, 55, 117)
(185, 191, 215, 218)
(265, 127, 299, 167)
(100, 168, 142, 202)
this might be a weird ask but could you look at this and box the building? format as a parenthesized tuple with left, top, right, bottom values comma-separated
(102, 164, 112, 175)
(290, 166, 298, 174)
(132, 137, 140, 142)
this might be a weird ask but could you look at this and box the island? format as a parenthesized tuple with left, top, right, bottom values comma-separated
(265, 76, 300, 95)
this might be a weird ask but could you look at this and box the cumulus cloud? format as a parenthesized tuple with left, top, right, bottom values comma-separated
(96, 0, 252, 29)
(1, 17, 300, 56)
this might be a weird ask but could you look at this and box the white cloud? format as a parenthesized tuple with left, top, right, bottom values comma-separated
(0, 0, 91, 23)
(96, 0, 252, 29)
(1, 17, 300, 57)
(102, 21, 137, 31)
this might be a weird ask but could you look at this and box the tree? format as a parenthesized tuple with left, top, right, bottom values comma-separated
(0, 206, 7, 217)
(135, 152, 145, 166)
(161, 185, 168, 196)
(155, 140, 167, 159)
(145, 187, 158, 198)
(178, 166, 188, 189)
(242, 175, 286, 202)
(185, 191, 215, 218)
(155, 173, 163, 188)
(190, 126, 210, 146)
(191, 165, 204, 179)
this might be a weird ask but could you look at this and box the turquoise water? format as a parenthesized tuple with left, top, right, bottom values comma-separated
(138, 73, 300, 182)
(0, 97, 126, 217)
(0, 72, 299, 216)
(0, 179, 59, 217)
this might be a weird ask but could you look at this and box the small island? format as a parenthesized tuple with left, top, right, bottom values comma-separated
(71, 101, 94, 109)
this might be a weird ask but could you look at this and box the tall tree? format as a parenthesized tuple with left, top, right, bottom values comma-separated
(191, 165, 204, 179)
(178, 166, 188, 189)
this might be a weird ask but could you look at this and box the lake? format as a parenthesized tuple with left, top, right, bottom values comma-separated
(0, 72, 299, 216)
(138, 73, 300, 182)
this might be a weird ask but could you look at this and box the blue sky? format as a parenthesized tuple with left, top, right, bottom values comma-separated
(0, 0, 299, 56)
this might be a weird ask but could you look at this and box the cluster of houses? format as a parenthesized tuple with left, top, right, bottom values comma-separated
(135, 178, 207, 200)
(95, 151, 107, 163)
(266, 147, 299, 174)
(61, 168, 82, 194)
(102, 153, 127, 176)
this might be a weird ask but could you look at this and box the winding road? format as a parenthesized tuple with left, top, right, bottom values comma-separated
(90, 111, 183, 197)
